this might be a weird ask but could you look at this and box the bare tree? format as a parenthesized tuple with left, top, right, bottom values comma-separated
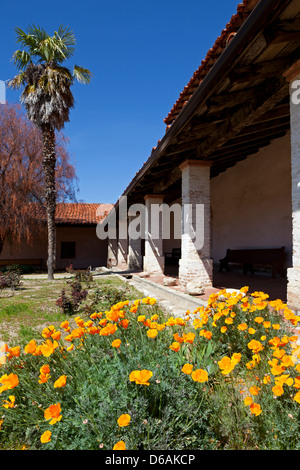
(0, 102, 78, 257)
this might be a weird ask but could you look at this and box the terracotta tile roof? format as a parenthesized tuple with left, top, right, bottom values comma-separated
(164, 0, 260, 126)
(34, 203, 114, 225)
(54, 203, 114, 224)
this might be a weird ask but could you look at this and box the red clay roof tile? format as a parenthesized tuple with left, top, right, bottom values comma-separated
(35, 203, 114, 225)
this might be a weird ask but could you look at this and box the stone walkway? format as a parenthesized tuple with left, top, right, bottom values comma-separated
(130, 269, 287, 303)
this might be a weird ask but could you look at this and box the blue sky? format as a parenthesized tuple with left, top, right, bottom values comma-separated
(1, 0, 240, 204)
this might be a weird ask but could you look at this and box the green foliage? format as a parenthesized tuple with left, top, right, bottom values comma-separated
(0, 266, 22, 291)
(0, 287, 299, 450)
(56, 278, 88, 315)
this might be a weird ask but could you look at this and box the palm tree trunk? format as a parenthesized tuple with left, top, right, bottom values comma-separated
(42, 125, 56, 280)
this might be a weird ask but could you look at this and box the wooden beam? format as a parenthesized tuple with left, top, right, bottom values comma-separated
(207, 87, 259, 108)
(229, 57, 291, 84)
(212, 133, 286, 164)
(152, 167, 181, 194)
(250, 104, 290, 123)
(265, 19, 300, 45)
(237, 117, 290, 138)
(218, 126, 289, 151)
(196, 76, 289, 159)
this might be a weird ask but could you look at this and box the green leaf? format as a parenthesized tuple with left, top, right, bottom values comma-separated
(73, 65, 93, 84)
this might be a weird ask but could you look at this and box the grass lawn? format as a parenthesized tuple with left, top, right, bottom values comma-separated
(0, 273, 142, 346)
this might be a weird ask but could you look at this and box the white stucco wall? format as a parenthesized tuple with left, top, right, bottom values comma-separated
(211, 133, 292, 267)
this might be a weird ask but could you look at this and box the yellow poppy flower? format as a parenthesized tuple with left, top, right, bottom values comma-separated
(41, 430, 52, 443)
(181, 364, 193, 375)
(191, 369, 208, 383)
(113, 440, 126, 450)
(117, 414, 131, 427)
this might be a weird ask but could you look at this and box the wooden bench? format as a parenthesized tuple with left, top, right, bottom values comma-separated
(165, 248, 181, 266)
(219, 247, 286, 278)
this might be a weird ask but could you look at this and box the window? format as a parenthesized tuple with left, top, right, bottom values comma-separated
(61, 241, 76, 259)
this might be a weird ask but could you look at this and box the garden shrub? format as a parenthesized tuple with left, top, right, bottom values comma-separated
(0, 265, 22, 291)
(56, 278, 88, 315)
(0, 287, 300, 450)
(66, 266, 94, 289)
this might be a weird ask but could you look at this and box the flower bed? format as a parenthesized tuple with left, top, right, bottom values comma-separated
(0, 287, 299, 450)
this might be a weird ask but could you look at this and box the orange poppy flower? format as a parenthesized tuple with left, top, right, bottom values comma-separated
(106, 310, 120, 322)
(250, 403, 262, 416)
(249, 386, 260, 396)
(7, 346, 20, 359)
(244, 396, 253, 406)
(191, 369, 208, 383)
(99, 323, 118, 336)
(173, 333, 184, 343)
(169, 342, 180, 352)
(41, 430, 52, 443)
(117, 414, 131, 427)
(42, 325, 56, 338)
(54, 375, 67, 388)
(40, 339, 59, 357)
(113, 440, 126, 450)
(247, 340, 264, 354)
(147, 329, 158, 338)
(2, 395, 15, 409)
(24, 339, 37, 355)
(181, 364, 193, 375)
(0, 373, 19, 393)
(293, 391, 300, 404)
(272, 385, 284, 397)
(44, 403, 62, 425)
(129, 369, 153, 386)
(60, 320, 70, 330)
(218, 356, 234, 375)
(183, 332, 195, 344)
(120, 319, 129, 329)
(40, 365, 50, 375)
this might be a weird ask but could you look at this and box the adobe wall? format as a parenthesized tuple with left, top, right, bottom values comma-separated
(0, 234, 47, 267)
(211, 133, 292, 268)
(0, 225, 108, 271)
(56, 226, 108, 270)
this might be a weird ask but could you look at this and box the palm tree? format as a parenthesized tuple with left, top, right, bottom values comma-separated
(9, 25, 92, 280)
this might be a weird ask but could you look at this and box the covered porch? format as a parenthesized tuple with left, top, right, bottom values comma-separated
(106, 0, 300, 310)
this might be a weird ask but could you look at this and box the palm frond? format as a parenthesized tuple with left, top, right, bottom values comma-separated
(15, 27, 39, 51)
(26, 24, 48, 43)
(73, 65, 93, 84)
(11, 49, 32, 70)
(55, 25, 76, 59)
(7, 71, 27, 89)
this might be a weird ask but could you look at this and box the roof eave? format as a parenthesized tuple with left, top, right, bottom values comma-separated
(115, 0, 288, 208)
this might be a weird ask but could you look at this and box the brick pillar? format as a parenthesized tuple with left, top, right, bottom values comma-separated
(178, 160, 213, 287)
(116, 218, 128, 270)
(143, 194, 165, 275)
(287, 71, 300, 310)
(128, 214, 143, 270)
